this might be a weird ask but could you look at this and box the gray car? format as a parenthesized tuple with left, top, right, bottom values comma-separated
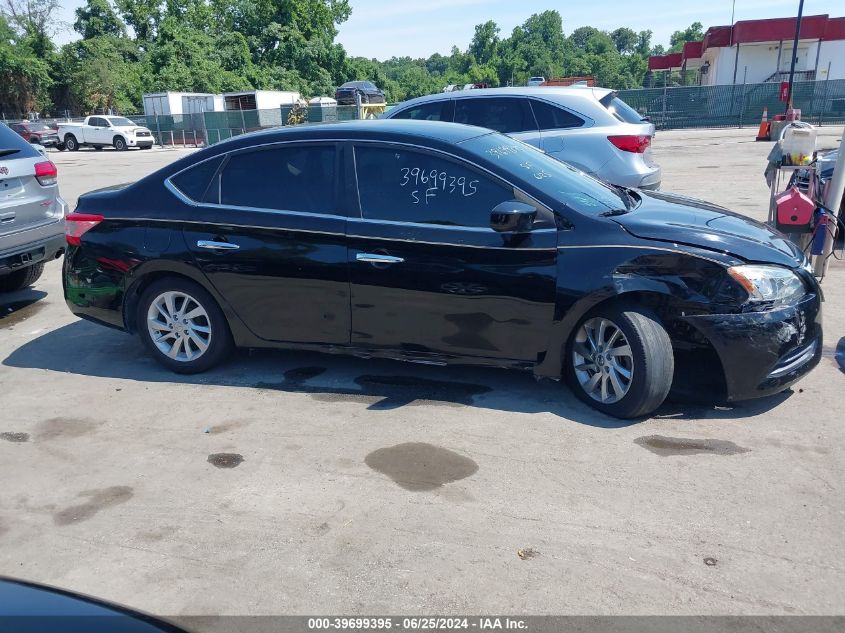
(385, 86, 660, 190)
(0, 124, 66, 292)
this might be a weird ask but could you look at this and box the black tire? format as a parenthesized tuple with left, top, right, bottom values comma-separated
(564, 303, 674, 419)
(57, 143, 66, 151)
(64, 135, 79, 151)
(30, 137, 41, 145)
(137, 277, 232, 374)
(113, 136, 127, 151)
(0, 262, 45, 292)
(94, 145, 103, 151)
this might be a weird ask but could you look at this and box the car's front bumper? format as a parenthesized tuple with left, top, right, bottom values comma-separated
(683, 292, 822, 401)
(128, 136, 154, 147)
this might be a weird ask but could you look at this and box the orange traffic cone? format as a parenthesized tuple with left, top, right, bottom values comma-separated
(755, 106, 770, 141)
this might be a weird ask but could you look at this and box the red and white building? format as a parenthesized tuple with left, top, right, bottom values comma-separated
(649, 14, 845, 85)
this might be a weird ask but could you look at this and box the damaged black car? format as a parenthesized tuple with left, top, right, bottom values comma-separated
(62, 120, 822, 418)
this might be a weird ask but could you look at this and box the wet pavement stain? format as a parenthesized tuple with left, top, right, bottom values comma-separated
(0, 298, 45, 329)
(0, 432, 29, 443)
(704, 557, 718, 566)
(208, 453, 244, 468)
(35, 418, 100, 440)
(634, 435, 750, 456)
(365, 442, 478, 491)
(53, 486, 133, 526)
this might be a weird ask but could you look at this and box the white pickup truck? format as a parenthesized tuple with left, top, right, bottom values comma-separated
(58, 115, 155, 151)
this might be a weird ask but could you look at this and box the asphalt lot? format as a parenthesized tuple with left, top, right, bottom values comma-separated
(1, 127, 844, 616)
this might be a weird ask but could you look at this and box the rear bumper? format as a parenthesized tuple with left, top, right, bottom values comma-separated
(683, 292, 822, 401)
(0, 231, 65, 276)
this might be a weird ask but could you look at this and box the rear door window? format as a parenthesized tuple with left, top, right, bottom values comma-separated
(391, 101, 453, 122)
(89, 117, 107, 127)
(213, 144, 337, 214)
(453, 97, 537, 133)
(353, 144, 513, 227)
(529, 100, 584, 130)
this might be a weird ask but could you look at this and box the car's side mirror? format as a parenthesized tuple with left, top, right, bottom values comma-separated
(490, 201, 537, 233)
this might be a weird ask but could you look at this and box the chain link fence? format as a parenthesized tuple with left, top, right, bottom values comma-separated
(618, 79, 845, 130)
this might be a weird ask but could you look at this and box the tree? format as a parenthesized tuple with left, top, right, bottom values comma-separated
(668, 22, 704, 53)
(610, 27, 638, 55)
(468, 20, 499, 66)
(0, 13, 52, 115)
(74, 0, 126, 39)
(570, 26, 601, 51)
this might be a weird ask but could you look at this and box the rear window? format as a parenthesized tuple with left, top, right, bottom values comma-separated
(0, 124, 40, 159)
(601, 93, 645, 124)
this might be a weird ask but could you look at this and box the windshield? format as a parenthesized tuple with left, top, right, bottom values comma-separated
(29, 121, 54, 131)
(462, 133, 628, 216)
(106, 117, 135, 127)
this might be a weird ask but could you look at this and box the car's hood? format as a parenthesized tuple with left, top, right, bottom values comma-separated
(612, 190, 805, 268)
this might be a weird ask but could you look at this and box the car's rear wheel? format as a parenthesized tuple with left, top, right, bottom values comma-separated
(137, 278, 232, 374)
(64, 135, 79, 151)
(565, 304, 674, 419)
(113, 137, 127, 151)
(0, 262, 45, 292)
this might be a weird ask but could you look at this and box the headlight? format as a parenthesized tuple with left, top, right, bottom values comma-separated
(727, 264, 806, 304)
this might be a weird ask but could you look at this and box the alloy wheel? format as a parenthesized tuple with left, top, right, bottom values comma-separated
(146, 291, 212, 362)
(572, 317, 634, 404)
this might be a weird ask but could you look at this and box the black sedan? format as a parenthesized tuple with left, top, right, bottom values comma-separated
(335, 80, 386, 106)
(63, 120, 822, 418)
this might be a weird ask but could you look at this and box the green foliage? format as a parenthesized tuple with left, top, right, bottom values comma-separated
(2, 3, 672, 117)
(669, 22, 704, 53)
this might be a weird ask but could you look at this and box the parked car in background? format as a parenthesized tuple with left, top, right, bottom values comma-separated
(0, 123, 66, 292)
(11, 120, 60, 147)
(335, 81, 386, 105)
(63, 120, 820, 418)
(58, 115, 154, 151)
(527, 76, 546, 86)
(385, 86, 661, 190)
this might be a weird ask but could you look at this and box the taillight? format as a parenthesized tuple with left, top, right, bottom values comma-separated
(65, 213, 104, 246)
(607, 135, 652, 153)
(34, 160, 58, 186)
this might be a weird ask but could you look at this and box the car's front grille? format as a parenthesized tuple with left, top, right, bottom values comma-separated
(136, 131, 151, 137)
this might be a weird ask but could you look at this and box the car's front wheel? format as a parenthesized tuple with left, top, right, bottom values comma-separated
(64, 135, 79, 151)
(137, 278, 232, 374)
(113, 136, 127, 151)
(565, 305, 674, 419)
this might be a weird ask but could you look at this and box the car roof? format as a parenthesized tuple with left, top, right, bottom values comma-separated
(158, 120, 497, 178)
(390, 86, 613, 108)
(216, 119, 493, 148)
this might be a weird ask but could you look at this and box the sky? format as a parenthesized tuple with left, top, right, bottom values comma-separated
(53, 0, 841, 58)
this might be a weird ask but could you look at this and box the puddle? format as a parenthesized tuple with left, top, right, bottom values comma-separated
(0, 432, 29, 443)
(0, 299, 45, 329)
(208, 453, 244, 469)
(365, 442, 478, 491)
(53, 486, 133, 526)
(634, 435, 750, 456)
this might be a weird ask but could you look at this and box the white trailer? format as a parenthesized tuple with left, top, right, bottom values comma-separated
(142, 92, 221, 117)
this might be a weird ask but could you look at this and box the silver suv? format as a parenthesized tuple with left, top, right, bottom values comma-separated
(385, 86, 661, 190)
(0, 124, 66, 292)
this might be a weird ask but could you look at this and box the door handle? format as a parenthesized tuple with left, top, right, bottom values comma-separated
(197, 240, 239, 251)
(356, 253, 404, 264)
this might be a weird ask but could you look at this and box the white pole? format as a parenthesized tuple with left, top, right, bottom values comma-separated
(814, 125, 845, 276)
